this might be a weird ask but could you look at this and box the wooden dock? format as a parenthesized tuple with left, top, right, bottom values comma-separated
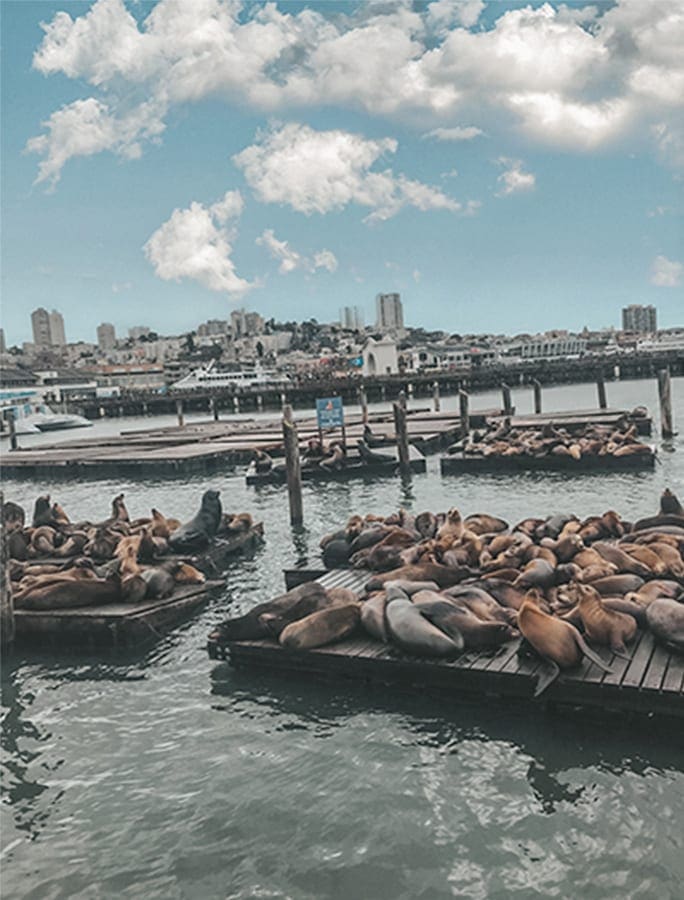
(246, 445, 426, 485)
(1, 409, 492, 479)
(208, 570, 684, 721)
(508, 408, 652, 436)
(440, 451, 656, 475)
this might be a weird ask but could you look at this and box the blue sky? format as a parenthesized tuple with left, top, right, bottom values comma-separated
(2, 0, 682, 345)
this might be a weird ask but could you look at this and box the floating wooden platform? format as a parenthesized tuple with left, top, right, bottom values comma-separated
(208, 570, 684, 721)
(440, 451, 656, 475)
(246, 446, 426, 485)
(15, 580, 224, 651)
(508, 408, 652, 436)
(1, 409, 491, 479)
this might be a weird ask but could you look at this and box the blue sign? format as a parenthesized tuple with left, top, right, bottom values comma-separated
(349, 356, 363, 367)
(316, 396, 344, 429)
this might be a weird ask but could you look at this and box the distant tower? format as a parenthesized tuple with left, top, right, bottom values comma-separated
(97, 322, 116, 351)
(31, 307, 52, 346)
(0, 328, 6, 353)
(622, 304, 657, 333)
(49, 309, 66, 346)
(375, 293, 404, 332)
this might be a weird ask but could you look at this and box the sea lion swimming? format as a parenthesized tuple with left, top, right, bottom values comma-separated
(168, 489, 222, 553)
(279, 603, 360, 650)
(518, 597, 612, 696)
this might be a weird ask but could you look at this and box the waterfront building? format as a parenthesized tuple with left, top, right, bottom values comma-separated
(622, 304, 657, 333)
(362, 336, 398, 376)
(503, 334, 588, 360)
(375, 293, 404, 332)
(97, 323, 116, 351)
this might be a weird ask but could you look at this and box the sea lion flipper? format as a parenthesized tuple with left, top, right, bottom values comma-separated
(574, 633, 614, 673)
(534, 661, 560, 697)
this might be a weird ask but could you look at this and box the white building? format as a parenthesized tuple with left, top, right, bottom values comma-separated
(97, 323, 116, 351)
(362, 336, 398, 376)
(503, 334, 587, 360)
(339, 306, 364, 330)
(375, 293, 404, 332)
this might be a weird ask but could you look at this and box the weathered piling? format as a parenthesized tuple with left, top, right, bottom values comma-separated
(432, 381, 441, 412)
(175, 399, 184, 428)
(459, 390, 470, 438)
(501, 383, 513, 416)
(657, 368, 675, 438)
(392, 400, 411, 473)
(8, 412, 18, 451)
(282, 405, 304, 525)
(597, 374, 607, 410)
(358, 387, 369, 424)
(209, 397, 219, 421)
(0, 500, 15, 650)
(533, 380, 542, 414)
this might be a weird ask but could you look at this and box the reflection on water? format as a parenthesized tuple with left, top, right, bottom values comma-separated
(1, 378, 684, 898)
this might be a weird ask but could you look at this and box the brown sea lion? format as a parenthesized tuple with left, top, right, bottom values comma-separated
(32, 495, 54, 527)
(53, 532, 89, 558)
(638, 542, 684, 578)
(441, 587, 515, 625)
(464, 514, 509, 535)
(413, 594, 513, 649)
(279, 603, 360, 650)
(29, 526, 57, 557)
(590, 574, 645, 596)
(619, 543, 668, 576)
(210, 582, 329, 643)
(592, 542, 652, 577)
(366, 564, 472, 592)
(625, 580, 683, 604)
(15, 572, 120, 610)
(576, 584, 637, 654)
(518, 598, 612, 696)
(470, 579, 527, 611)
(514, 559, 556, 590)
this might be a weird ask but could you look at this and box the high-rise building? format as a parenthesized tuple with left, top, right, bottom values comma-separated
(340, 306, 364, 330)
(129, 326, 151, 340)
(31, 308, 52, 346)
(97, 322, 117, 351)
(622, 305, 657, 333)
(375, 293, 404, 332)
(231, 309, 264, 339)
(0, 328, 6, 353)
(49, 310, 66, 346)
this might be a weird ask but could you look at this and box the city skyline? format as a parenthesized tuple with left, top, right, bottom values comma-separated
(2, 1, 683, 345)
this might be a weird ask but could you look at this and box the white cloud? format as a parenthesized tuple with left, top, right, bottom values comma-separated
(651, 255, 683, 287)
(112, 281, 132, 293)
(423, 126, 484, 142)
(143, 190, 253, 295)
(256, 229, 338, 274)
(496, 158, 535, 196)
(234, 123, 461, 222)
(26, 0, 684, 183)
(412, 268, 421, 283)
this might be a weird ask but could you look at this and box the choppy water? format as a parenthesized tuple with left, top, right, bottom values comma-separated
(2, 378, 684, 899)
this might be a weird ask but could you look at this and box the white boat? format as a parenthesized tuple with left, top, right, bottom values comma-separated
(171, 362, 290, 391)
(0, 389, 92, 435)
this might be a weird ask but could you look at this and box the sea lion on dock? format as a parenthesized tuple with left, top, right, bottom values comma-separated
(360, 592, 388, 642)
(576, 584, 637, 654)
(514, 559, 556, 590)
(32, 495, 55, 527)
(589, 574, 645, 596)
(322, 539, 352, 568)
(385, 596, 462, 657)
(319, 442, 346, 472)
(412, 595, 512, 649)
(645, 598, 684, 651)
(210, 582, 329, 642)
(108, 493, 130, 524)
(592, 541, 652, 577)
(463, 514, 509, 536)
(15, 568, 120, 610)
(357, 440, 395, 465)
(279, 603, 360, 650)
(29, 526, 57, 557)
(518, 598, 612, 696)
(414, 512, 439, 540)
(168, 489, 222, 553)
(141, 560, 205, 599)
(254, 450, 274, 473)
(366, 563, 472, 592)
(363, 424, 390, 448)
(660, 488, 684, 517)
(2, 501, 25, 532)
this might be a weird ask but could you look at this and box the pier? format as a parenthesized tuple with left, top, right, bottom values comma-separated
(208, 570, 684, 721)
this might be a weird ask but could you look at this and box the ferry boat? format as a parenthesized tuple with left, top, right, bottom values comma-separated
(0, 389, 92, 435)
(171, 362, 290, 391)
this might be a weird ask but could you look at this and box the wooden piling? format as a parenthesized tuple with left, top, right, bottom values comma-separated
(657, 368, 675, 438)
(501, 383, 513, 416)
(533, 380, 542, 414)
(358, 387, 369, 424)
(210, 397, 219, 421)
(398, 389, 407, 411)
(459, 390, 470, 438)
(175, 399, 184, 428)
(392, 401, 411, 473)
(597, 374, 607, 410)
(432, 381, 441, 412)
(282, 405, 303, 525)
(0, 500, 15, 650)
(8, 412, 18, 451)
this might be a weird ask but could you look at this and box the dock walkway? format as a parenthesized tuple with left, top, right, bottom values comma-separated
(210, 570, 684, 721)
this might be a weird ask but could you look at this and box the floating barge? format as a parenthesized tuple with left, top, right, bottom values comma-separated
(208, 570, 684, 721)
(440, 451, 657, 475)
(246, 446, 426, 485)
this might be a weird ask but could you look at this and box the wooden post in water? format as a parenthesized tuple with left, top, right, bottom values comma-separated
(175, 399, 184, 427)
(657, 368, 675, 438)
(0, 500, 15, 651)
(358, 387, 369, 424)
(597, 373, 607, 410)
(282, 405, 303, 525)
(459, 390, 470, 438)
(209, 397, 219, 421)
(8, 412, 18, 451)
(501, 383, 513, 416)
(393, 401, 411, 473)
(432, 381, 441, 412)
(533, 380, 542, 414)
(398, 389, 407, 410)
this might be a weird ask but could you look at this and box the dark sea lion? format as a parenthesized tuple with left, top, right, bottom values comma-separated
(2, 501, 25, 532)
(631, 514, 684, 532)
(518, 598, 612, 696)
(576, 583, 637, 654)
(322, 539, 351, 568)
(360, 593, 388, 642)
(660, 488, 684, 516)
(348, 527, 389, 555)
(464, 514, 508, 535)
(406, 599, 465, 649)
(514, 559, 556, 590)
(535, 514, 576, 540)
(470, 579, 527, 611)
(210, 582, 329, 642)
(7, 531, 30, 561)
(109, 493, 130, 523)
(602, 598, 649, 628)
(443, 586, 514, 624)
(32, 495, 54, 527)
(168, 489, 222, 552)
(320, 528, 349, 549)
(121, 573, 147, 603)
(357, 440, 395, 465)
(592, 541, 652, 577)
(141, 559, 205, 599)
(414, 512, 438, 540)
(646, 598, 684, 651)
(85, 526, 121, 561)
(279, 603, 360, 650)
(366, 563, 472, 592)
(412, 595, 512, 649)
(253, 449, 273, 473)
(15, 574, 121, 610)
(589, 574, 645, 596)
(363, 424, 390, 448)
(319, 443, 346, 471)
(385, 597, 462, 657)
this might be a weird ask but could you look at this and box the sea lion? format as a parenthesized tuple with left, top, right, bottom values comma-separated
(576, 584, 637, 654)
(149, 508, 180, 538)
(322, 539, 351, 568)
(85, 526, 121, 561)
(518, 598, 612, 696)
(412, 594, 512, 649)
(383, 579, 440, 596)
(221, 512, 254, 534)
(319, 443, 346, 472)
(414, 512, 438, 540)
(589, 574, 645, 596)
(29, 526, 57, 557)
(464, 514, 509, 535)
(442, 586, 515, 625)
(2, 501, 25, 532)
(357, 440, 395, 465)
(385, 596, 462, 657)
(363, 424, 390, 448)
(141, 560, 205, 599)
(7, 530, 29, 560)
(253, 450, 273, 473)
(108, 493, 130, 523)
(360, 592, 389, 642)
(514, 559, 556, 590)
(591, 542, 652, 577)
(366, 564, 472, 592)
(646, 598, 684, 651)
(626, 580, 683, 604)
(53, 532, 89, 558)
(660, 488, 684, 516)
(32, 495, 55, 527)
(210, 582, 329, 642)
(471, 579, 527, 611)
(168, 489, 222, 552)
(619, 543, 668, 576)
(279, 603, 360, 650)
(631, 514, 684, 532)
(348, 527, 390, 555)
(602, 597, 649, 628)
(15, 573, 121, 610)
